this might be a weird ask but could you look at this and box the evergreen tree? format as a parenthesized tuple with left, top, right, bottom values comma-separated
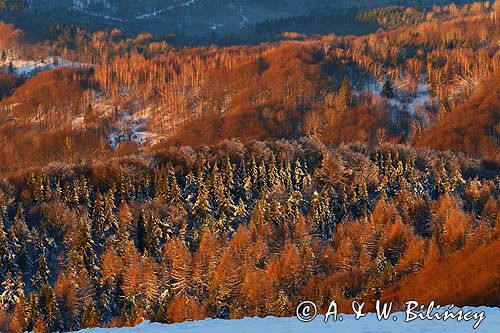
(0, 220, 14, 281)
(193, 184, 211, 222)
(337, 75, 352, 111)
(293, 160, 305, 189)
(78, 218, 99, 282)
(0, 271, 18, 311)
(39, 283, 61, 331)
(33, 314, 48, 333)
(144, 213, 163, 260)
(32, 252, 50, 291)
(116, 201, 132, 254)
(233, 198, 248, 226)
(137, 210, 147, 253)
(167, 175, 182, 203)
(81, 301, 100, 328)
(381, 79, 395, 99)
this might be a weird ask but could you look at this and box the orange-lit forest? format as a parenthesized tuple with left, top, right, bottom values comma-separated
(0, 2, 498, 172)
(0, 1, 499, 332)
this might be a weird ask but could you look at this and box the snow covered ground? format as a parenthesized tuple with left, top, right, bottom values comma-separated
(359, 79, 432, 116)
(71, 306, 499, 333)
(107, 105, 160, 149)
(0, 57, 88, 78)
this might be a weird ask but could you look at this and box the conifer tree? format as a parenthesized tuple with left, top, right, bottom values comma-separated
(81, 301, 100, 329)
(221, 157, 234, 190)
(243, 175, 254, 202)
(136, 210, 147, 253)
(336, 75, 352, 111)
(33, 314, 48, 333)
(38, 283, 60, 331)
(144, 213, 163, 260)
(193, 184, 211, 222)
(293, 160, 305, 189)
(381, 79, 395, 99)
(0, 271, 18, 311)
(116, 201, 132, 254)
(0, 220, 14, 281)
(32, 251, 50, 291)
(167, 175, 182, 203)
(233, 198, 248, 226)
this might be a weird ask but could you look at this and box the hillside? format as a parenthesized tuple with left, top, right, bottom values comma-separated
(0, 0, 480, 42)
(0, 2, 498, 333)
(0, 1, 498, 173)
(383, 239, 500, 307)
(417, 70, 500, 160)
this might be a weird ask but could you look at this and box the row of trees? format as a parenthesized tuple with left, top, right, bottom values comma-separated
(0, 140, 498, 332)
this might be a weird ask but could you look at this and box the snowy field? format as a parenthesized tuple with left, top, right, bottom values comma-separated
(71, 306, 500, 333)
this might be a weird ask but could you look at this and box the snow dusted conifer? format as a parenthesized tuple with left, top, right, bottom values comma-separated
(144, 213, 163, 260)
(0, 220, 13, 281)
(193, 184, 211, 221)
(221, 156, 234, 189)
(0, 272, 18, 311)
(184, 170, 197, 199)
(32, 251, 49, 291)
(249, 157, 258, 185)
(308, 191, 322, 233)
(167, 174, 182, 203)
(33, 314, 48, 333)
(233, 198, 248, 225)
(293, 160, 305, 189)
(258, 160, 268, 192)
(267, 153, 277, 188)
(243, 175, 253, 202)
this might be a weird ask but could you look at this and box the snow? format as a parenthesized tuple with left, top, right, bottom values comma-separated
(107, 105, 160, 149)
(135, 0, 198, 20)
(81, 11, 129, 22)
(0, 57, 88, 78)
(72, 0, 199, 21)
(407, 83, 431, 115)
(359, 78, 431, 115)
(72, 116, 85, 129)
(69, 306, 499, 333)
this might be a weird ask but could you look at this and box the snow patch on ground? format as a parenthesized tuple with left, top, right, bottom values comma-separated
(107, 105, 160, 149)
(69, 306, 499, 333)
(0, 57, 88, 78)
(407, 83, 431, 115)
(135, 0, 199, 20)
(72, 116, 85, 129)
(359, 78, 431, 115)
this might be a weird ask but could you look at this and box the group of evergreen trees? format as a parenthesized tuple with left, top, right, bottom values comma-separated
(0, 140, 498, 332)
(0, 0, 26, 12)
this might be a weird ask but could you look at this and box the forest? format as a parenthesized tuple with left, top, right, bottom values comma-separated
(0, 1, 498, 333)
(0, 140, 498, 332)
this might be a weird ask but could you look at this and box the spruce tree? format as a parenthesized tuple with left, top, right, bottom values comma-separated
(193, 184, 211, 222)
(0, 220, 13, 281)
(32, 251, 50, 291)
(381, 80, 395, 99)
(337, 75, 352, 111)
(0, 271, 18, 311)
(144, 213, 163, 260)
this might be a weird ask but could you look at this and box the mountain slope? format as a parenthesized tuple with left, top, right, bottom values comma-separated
(1, 0, 479, 41)
(417, 70, 500, 160)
